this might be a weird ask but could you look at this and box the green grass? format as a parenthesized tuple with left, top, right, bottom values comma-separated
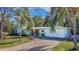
(0, 36, 31, 48)
(52, 40, 79, 51)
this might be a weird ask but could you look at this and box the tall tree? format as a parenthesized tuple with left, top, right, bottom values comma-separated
(0, 8, 6, 40)
(13, 7, 30, 40)
(49, 7, 78, 50)
(0, 7, 14, 39)
(70, 8, 78, 50)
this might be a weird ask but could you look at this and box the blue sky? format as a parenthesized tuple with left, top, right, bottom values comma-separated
(28, 7, 50, 17)
(11, 7, 50, 22)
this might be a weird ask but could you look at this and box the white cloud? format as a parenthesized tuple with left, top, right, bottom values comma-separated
(41, 7, 50, 12)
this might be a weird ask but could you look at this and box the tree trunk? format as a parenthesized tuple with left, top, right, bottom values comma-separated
(65, 15, 70, 38)
(0, 22, 3, 40)
(19, 32, 21, 41)
(73, 16, 77, 50)
(0, 8, 5, 40)
(19, 24, 21, 41)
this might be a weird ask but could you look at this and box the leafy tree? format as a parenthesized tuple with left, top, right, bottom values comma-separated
(49, 7, 78, 50)
(0, 7, 13, 39)
(13, 7, 30, 40)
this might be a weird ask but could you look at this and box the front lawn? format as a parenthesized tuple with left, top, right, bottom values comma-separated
(0, 36, 31, 48)
(52, 40, 79, 51)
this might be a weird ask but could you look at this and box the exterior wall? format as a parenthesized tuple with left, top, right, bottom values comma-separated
(43, 26, 68, 38)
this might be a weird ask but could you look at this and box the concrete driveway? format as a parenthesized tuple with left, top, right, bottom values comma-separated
(0, 38, 61, 51)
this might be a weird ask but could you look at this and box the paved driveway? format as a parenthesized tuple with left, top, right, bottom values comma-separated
(0, 38, 61, 51)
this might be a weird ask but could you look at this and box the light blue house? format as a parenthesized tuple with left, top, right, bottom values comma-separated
(15, 25, 70, 38)
(32, 26, 70, 38)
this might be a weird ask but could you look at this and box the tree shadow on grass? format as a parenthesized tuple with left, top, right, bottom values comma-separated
(67, 48, 79, 51)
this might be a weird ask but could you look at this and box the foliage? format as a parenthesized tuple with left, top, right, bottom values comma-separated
(44, 16, 55, 32)
(32, 16, 44, 27)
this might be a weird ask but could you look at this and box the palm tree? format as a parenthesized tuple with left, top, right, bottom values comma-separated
(13, 7, 30, 40)
(32, 16, 44, 27)
(49, 7, 78, 50)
